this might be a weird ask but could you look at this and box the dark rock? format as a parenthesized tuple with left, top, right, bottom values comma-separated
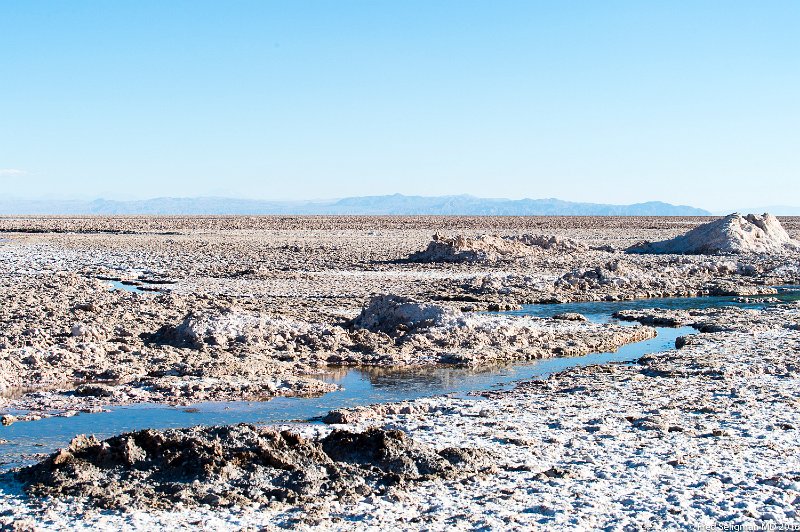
(13, 424, 491, 510)
(552, 313, 588, 322)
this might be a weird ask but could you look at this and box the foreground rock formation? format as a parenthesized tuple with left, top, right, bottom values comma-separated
(14, 425, 492, 510)
(628, 213, 800, 255)
(3, 301, 799, 529)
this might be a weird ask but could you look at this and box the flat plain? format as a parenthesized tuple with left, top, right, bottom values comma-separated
(1, 215, 799, 530)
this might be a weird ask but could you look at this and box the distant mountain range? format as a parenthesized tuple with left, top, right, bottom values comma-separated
(0, 194, 711, 216)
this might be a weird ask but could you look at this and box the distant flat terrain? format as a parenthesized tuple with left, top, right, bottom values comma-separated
(0, 214, 797, 242)
(0, 194, 711, 216)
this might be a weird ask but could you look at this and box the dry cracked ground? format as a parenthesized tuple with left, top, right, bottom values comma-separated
(1, 215, 800, 530)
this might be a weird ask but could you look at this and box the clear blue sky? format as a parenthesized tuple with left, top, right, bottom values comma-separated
(1, 1, 798, 210)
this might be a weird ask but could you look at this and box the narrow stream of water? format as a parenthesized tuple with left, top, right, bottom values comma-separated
(1, 288, 798, 468)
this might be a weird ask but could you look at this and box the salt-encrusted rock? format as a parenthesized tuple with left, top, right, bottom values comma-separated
(733, 296, 780, 304)
(613, 305, 793, 334)
(627, 213, 800, 255)
(70, 323, 95, 338)
(161, 307, 350, 351)
(516, 234, 587, 253)
(351, 294, 459, 335)
(74, 384, 116, 398)
(552, 313, 588, 322)
(408, 233, 586, 262)
(323, 402, 435, 424)
(169, 308, 263, 348)
(16, 424, 492, 509)
(555, 259, 777, 300)
(145, 295, 657, 372)
(705, 280, 777, 297)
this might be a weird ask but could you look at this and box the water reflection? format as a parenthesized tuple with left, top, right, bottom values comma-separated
(108, 280, 145, 293)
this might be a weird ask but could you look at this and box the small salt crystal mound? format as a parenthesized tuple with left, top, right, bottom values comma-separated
(352, 294, 457, 334)
(627, 213, 800, 255)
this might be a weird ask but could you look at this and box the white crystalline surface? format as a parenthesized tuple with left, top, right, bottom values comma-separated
(3, 305, 800, 530)
(629, 213, 800, 254)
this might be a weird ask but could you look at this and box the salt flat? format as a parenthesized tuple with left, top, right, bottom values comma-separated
(1, 215, 799, 530)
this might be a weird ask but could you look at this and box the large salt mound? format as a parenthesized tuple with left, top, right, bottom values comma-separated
(408, 233, 586, 262)
(627, 213, 800, 255)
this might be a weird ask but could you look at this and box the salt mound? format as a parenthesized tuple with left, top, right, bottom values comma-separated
(171, 308, 264, 347)
(351, 294, 458, 334)
(409, 233, 586, 262)
(627, 213, 800, 255)
(516, 234, 587, 253)
(159, 307, 349, 351)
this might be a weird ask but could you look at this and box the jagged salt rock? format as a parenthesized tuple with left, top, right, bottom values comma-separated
(409, 233, 586, 263)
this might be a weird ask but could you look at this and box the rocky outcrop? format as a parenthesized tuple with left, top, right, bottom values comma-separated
(162, 307, 351, 351)
(611, 305, 798, 334)
(627, 213, 800, 255)
(15, 425, 493, 510)
(555, 260, 776, 300)
(351, 295, 458, 335)
(158, 295, 656, 367)
(408, 233, 586, 262)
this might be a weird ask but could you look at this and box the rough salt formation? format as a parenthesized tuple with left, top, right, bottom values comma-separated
(408, 233, 586, 262)
(443, 258, 781, 309)
(4, 303, 800, 529)
(446, 256, 794, 308)
(0, 273, 338, 414)
(322, 401, 440, 425)
(160, 307, 351, 351)
(0, 284, 656, 420)
(0, 215, 798, 418)
(14, 425, 492, 510)
(350, 294, 458, 334)
(161, 295, 655, 366)
(612, 304, 800, 334)
(555, 260, 776, 299)
(628, 213, 800, 255)
(344, 295, 656, 364)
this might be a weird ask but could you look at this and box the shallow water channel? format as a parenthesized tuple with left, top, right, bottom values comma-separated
(1, 289, 799, 468)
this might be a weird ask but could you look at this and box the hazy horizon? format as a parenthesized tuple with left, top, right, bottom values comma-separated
(5, 192, 800, 216)
(2, 2, 799, 210)
(4, 192, 800, 215)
